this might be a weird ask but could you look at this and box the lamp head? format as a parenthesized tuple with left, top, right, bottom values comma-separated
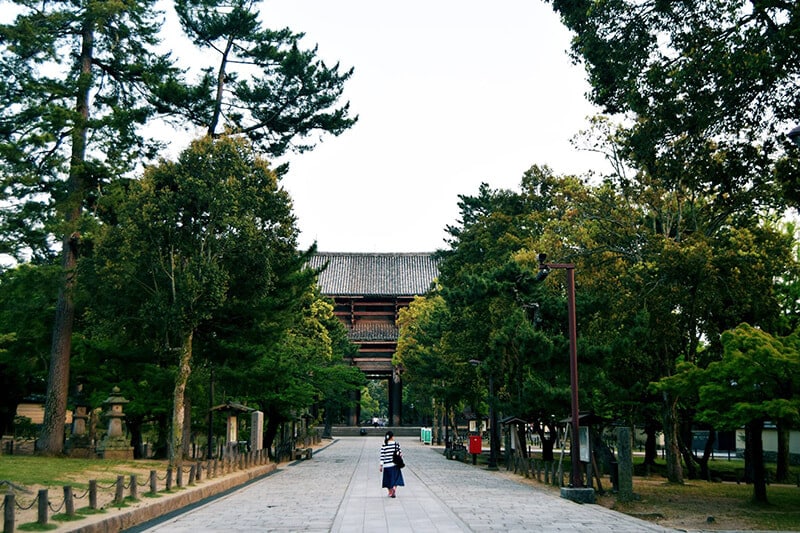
(789, 125, 800, 148)
(536, 253, 550, 281)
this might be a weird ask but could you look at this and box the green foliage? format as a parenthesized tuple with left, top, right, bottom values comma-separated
(0, 264, 60, 434)
(0, 0, 174, 261)
(81, 134, 313, 460)
(166, 0, 357, 159)
(697, 324, 800, 429)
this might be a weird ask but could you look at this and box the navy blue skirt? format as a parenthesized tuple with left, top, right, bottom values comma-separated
(381, 465, 405, 488)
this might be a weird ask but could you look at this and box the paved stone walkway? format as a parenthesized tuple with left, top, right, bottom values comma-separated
(130, 437, 675, 532)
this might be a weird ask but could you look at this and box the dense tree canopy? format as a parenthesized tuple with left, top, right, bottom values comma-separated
(0, 0, 358, 454)
(83, 134, 307, 463)
(166, 0, 357, 160)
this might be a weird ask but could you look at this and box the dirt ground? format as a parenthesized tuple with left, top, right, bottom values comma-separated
(495, 469, 800, 532)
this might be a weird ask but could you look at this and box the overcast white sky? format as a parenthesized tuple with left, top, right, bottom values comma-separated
(241, 0, 606, 253)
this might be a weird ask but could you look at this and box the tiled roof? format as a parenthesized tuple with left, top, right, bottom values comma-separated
(310, 252, 439, 296)
(347, 321, 399, 342)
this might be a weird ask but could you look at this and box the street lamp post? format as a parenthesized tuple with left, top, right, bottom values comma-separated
(538, 254, 583, 488)
(469, 359, 499, 470)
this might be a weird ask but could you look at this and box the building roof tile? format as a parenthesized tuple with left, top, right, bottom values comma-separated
(310, 252, 438, 296)
(348, 321, 399, 342)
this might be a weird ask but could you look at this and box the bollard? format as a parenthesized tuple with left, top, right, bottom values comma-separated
(166, 467, 173, 491)
(4, 493, 15, 533)
(64, 485, 75, 516)
(188, 465, 195, 486)
(196, 462, 202, 482)
(115, 475, 124, 504)
(177, 465, 183, 488)
(150, 470, 157, 494)
(206, 460, 212, 479)
(89, 480, 98, 510)
(37, 489, 48, 525)
(130, 474, 138, 500)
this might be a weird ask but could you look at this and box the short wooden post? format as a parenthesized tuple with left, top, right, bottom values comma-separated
(188, 464, 195, 486)
(89, 480, 98, 509)
(4, 493, 15, 533)
(195, 462, 202, 482)
(177, 465, 183, 488)
(150, 470, 157, 494)
(166, 467, 173, 491)
(64, 485, 75, 516)
(114, 475, 124, 504)
(130, 474, 138, 500)
(37, 489, 48, 525)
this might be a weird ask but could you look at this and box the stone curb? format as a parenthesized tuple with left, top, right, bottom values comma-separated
(59, 463, 278, 533)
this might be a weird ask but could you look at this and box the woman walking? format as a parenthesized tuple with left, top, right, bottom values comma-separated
(380, 431, 405, 498)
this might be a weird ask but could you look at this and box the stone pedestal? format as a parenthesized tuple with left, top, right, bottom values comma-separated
(560, 486, 596, 504)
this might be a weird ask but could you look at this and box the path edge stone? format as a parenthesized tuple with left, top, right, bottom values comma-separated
(63, 463, 278, 533)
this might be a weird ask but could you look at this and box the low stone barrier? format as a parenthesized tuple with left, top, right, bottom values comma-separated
(1, 449, 274, 533)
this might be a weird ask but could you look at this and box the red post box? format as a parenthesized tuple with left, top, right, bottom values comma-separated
(469, 435, 482, 454)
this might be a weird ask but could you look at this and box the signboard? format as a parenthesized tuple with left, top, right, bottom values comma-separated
(579, 426, 590, 462)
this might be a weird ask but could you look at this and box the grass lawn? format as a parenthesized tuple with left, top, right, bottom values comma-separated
(0, 455, 167, 489)
(0, 454, 170, 529)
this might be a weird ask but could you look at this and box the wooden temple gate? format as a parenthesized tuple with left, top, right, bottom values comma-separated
(309, 252, 439, 426)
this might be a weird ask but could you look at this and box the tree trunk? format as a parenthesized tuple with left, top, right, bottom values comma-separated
(776, 422, 789, 483)
(662, 391, 684, 483)
(264, 410, 280, 459)
(698, 428, 716, 481)
(643, 423, 658, 466)
(516, 423, 528, 458)
(536, 422, 556, 462)
(38, 12, 94, 456)
(182, 397, 192, 459)
(748, 419, 768, 504)
(322, 400, 333, 439)
(169, 331, 194, 467)
(743, 425, 754, 484)
(152, 413, 169, 459)
(129, 418, 143, 459)
(679, 415, 698, 479)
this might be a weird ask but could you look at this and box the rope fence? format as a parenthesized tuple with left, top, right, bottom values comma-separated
(2, 447, 274, 533)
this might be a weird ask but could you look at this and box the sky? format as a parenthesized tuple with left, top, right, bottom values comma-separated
(251, 0, 608, 253)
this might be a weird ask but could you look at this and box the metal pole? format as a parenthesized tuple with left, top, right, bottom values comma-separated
(566, 266, 582, 487)
(541, 261, 582, 488)
(207, 366, 214, 460)
(488, 372, 499, 470)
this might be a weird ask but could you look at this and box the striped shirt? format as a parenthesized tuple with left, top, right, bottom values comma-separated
(380, 441, 401, 467)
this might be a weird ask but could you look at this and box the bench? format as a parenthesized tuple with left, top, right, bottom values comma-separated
(294, 447, 313, 460)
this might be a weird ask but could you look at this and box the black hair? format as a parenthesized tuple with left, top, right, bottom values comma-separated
(384, 431, 394, 445)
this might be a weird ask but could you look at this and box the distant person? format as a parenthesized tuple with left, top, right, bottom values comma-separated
(379, 431, 405, 498)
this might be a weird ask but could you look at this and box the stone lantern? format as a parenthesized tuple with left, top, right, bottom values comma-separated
(66, 383, 94, 458)
(97, 386, 134, 460)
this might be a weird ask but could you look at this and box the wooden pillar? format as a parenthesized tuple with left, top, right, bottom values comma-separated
(347, 388, 361, 426)
(390, 369, 402, 426)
